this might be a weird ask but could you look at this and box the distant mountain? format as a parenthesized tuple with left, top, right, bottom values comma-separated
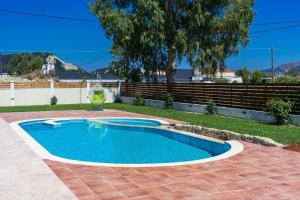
(1, 52, 86, 73)
(263, 61, 300, 74)
(92, 67, 121, 80)
(92, 67, 110, 74)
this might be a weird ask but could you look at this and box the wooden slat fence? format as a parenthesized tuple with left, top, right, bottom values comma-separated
(121, 83, 300, 114)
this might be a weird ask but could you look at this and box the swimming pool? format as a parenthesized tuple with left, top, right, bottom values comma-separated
(95, 118, 163, 127)
(12, 118, 243, 167)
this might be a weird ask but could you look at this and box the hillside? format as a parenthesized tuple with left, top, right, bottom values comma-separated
(264, 61, 300, 74)
(1, 53, 86, 73)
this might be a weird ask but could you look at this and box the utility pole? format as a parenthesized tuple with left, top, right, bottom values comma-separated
(271, 46, 275, 83)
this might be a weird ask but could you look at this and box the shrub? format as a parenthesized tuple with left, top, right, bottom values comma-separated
(114, 97, 122, 103)
(206, 100, 217, 115)
(214, 78, 229, 84)
(133, 92, 144, 106)
(266, 98, 293, 125)
(163, 93, 174, 109)
(50, 96, 57, 105)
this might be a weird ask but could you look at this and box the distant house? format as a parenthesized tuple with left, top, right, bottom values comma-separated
(42, 56, 56, 76)
(56, 72, 121, 82)
(147, 68, 241, 83)
(151, 69, 194, 83)
(215, 69, 242, 83)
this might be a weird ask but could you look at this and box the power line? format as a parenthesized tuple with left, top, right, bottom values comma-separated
(244, 47, 271, 50)
(252, 20, 300, 26)
(251, 24, 300, 34)
(0, 49, 99, 53)
(2, 7, 300, 28)
(0, 8, 99, 23)
(275, 48, 300, 55)
(76, 52, 110, 66)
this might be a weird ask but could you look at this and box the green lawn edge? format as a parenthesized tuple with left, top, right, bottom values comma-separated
(0, 103, 299, 145)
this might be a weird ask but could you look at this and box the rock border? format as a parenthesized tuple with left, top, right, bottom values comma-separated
(172, 124, 283, 147)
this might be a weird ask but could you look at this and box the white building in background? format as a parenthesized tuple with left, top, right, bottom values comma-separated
(42, 56, 56, 75)
(215, 69, 243, 83)
(192, 69, 242, 83)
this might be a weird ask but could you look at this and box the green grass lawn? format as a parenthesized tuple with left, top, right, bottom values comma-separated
(104, 103, 300, 145)
(0, 103, 299, 145)
(0, 104, 100, 113)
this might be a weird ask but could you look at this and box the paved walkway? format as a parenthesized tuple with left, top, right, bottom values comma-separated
(44, 143, 300, 200)
(0, 118, 76, 200)
(2, 110, 300, 199)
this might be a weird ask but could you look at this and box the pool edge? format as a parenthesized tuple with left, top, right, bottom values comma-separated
(10, 117, 244, 168)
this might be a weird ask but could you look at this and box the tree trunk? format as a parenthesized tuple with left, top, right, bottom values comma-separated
(165, 48, 176, 93)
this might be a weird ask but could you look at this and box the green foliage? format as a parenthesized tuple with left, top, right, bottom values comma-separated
(275, 75, 299, 84)
(90, 0, 255, 83)
(114, 97, 122, 103)
(214, 78, 229, 84)
(163, 93, 174, 109)
(133, 92, 144, 106)
(266, 98, 293, 125)
(235, 66, 251, 83)
(0, 103, 300, 144)
(206, 100, 217, 115)
(251, 69, 263, 83)
(5, 54, 44, 76)
(286, 67, 298, 77)
(50, 96, 58, 105)
(129, 68, 142, 82)
(90, 90, 106, 104)
(104, 103, 300, 145)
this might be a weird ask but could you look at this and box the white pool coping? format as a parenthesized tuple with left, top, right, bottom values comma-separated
(10, 117, 244, 168)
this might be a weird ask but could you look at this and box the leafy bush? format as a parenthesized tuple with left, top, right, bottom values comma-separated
(275, 75, 299, 84)
(235, 66, 251, 83)
(163, 93, 174, 109)
(114, 97, 122, 103)
(206, 100, 217, 115)
(214, 78, 229, 83)
(251, 69, 263, 83)
(50, 96, 57, 105)
(133, 92, 144, 106)
(266, 98, 293, 125)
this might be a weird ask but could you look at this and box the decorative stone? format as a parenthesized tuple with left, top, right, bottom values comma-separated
(173, 124, 283, 147)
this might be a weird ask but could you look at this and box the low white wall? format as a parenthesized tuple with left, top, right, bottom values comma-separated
(55, 88, 87, 105)
(0, 90, 10, 106)
(15, 89, 51, 106)
(0, 87, 119, 106)
(120, 96, 300, 126)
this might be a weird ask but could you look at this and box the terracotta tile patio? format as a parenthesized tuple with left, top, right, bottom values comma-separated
(2, 110, 300, 200)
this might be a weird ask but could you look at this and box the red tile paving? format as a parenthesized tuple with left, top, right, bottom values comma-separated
(2, 110, 300, 200)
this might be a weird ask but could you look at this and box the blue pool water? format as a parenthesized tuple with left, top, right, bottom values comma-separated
(20, 119, 231, 164)
(99, 118, 161, 127)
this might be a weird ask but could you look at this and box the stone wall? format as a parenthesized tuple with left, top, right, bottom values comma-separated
(173, 124, 283, 147)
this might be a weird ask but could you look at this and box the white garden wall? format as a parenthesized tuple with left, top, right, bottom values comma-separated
(0, 81, 120, 106)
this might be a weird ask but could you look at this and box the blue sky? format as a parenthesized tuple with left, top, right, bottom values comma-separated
(1, 0, 300, 71)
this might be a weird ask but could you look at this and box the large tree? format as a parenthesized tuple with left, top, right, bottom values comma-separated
(90, 0, 255, 84)
(5, 54, 44, 76)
